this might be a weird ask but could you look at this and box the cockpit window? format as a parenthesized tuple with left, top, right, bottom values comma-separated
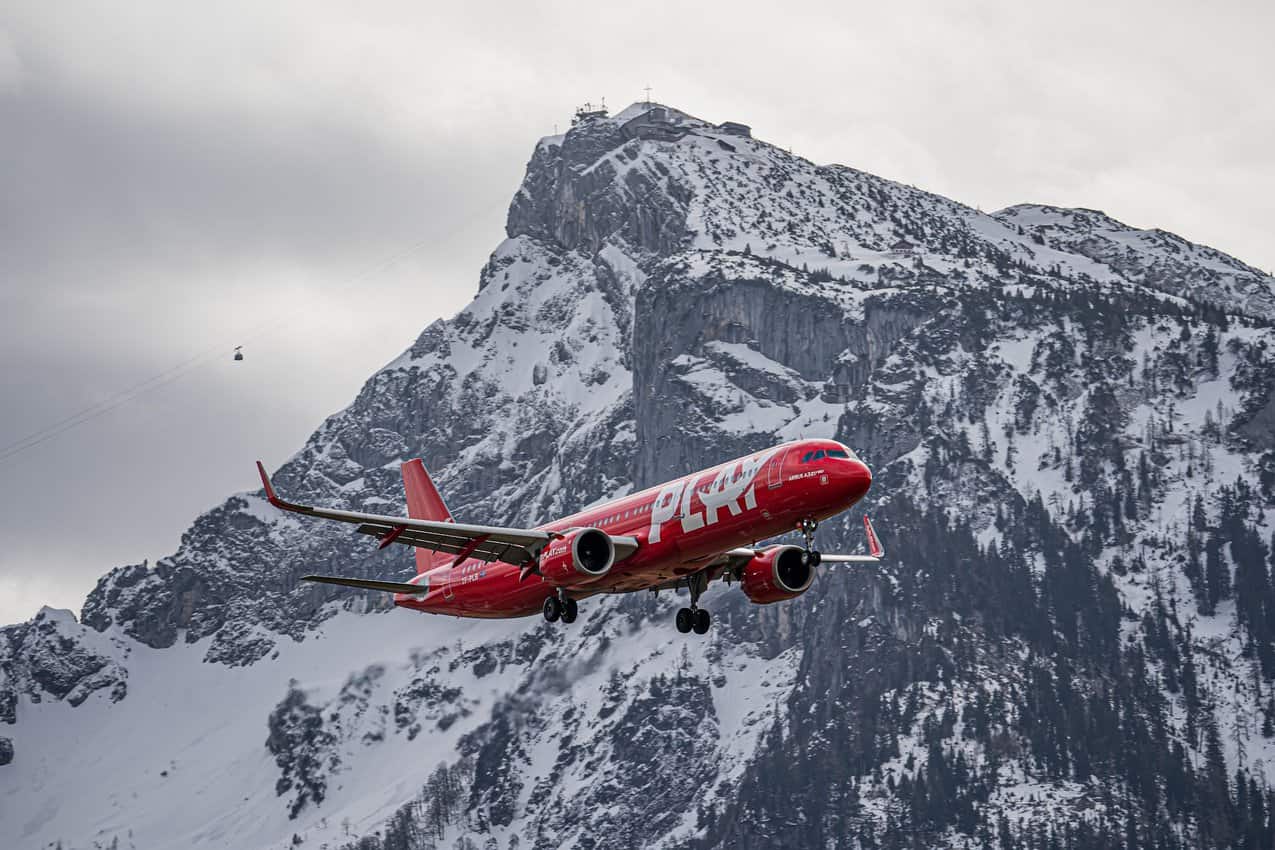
(800, 451, 814, 462)
(826, 449, 850, 459)
(812, 450, 825, 460)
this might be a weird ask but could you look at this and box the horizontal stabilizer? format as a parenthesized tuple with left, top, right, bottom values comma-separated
(301, 574, 429, 595)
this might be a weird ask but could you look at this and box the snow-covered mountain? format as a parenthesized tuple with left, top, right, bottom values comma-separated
(4, 102, 1275, 850)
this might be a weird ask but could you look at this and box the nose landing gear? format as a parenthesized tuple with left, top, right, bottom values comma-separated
(798, 518, 822, 567)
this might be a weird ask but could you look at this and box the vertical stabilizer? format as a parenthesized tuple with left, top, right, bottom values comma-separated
(402, 459, 453, 522)
(401, 459, 454, 572)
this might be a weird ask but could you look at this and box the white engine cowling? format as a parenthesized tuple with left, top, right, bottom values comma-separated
(539, 528, 615, 586)
(740, 545, 815, 604)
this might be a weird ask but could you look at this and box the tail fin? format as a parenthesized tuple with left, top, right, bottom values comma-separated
(402, 459, 453, 522)
(402, 459, 454, 573)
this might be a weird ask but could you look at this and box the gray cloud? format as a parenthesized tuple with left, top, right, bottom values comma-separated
(1, 0, 1271, 623)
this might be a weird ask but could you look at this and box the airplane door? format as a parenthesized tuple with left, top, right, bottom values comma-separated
(767, 447, 793, 489)
(443, 569, 455, 599)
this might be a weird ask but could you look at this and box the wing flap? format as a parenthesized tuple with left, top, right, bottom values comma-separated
(353, 524, 538, 565)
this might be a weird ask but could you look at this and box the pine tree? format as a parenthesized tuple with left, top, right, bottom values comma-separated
(1204, 535, 1230, 613)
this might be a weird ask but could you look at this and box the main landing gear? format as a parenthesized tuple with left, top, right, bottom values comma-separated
(675, 571, 712, 635)
(542, 590, 578, 624)
(675, 607, 711, 635)
(798, 518, 822, 567)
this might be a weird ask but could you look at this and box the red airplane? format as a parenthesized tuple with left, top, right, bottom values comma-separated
(257, 439, 882, 634)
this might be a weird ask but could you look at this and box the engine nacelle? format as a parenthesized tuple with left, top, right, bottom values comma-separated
(740, 545, 815, 604)
(539, 528, 615, 586)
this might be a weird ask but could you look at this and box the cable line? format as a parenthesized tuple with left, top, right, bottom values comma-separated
(0, 355, 224, 464)
(0, 196, 504, 468)
(0, 344, 229, 460)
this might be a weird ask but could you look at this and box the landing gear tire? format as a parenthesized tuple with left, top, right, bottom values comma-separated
(675, 608, 694, 634)
(542, 596, 562, 623)
(561, 597, 578, 624)
(692, 608, 711, 635)
(798, 518, 822, 567)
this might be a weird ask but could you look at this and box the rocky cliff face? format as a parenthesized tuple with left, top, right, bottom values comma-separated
(4, 102, 1275, 850)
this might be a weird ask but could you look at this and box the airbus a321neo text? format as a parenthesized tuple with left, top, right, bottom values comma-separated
(257, 439, 882, 635)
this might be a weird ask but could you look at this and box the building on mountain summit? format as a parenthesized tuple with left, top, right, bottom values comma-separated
(620, 105, 686, 142)
(572, 101, 608, 125)
(717, 121, 752, 137)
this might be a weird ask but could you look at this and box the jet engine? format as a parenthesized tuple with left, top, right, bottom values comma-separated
(538, 528, 615, 586)
(740, 545, 815, 604)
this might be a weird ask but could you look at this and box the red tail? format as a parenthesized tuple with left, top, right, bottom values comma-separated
(402, 459, 454, 573)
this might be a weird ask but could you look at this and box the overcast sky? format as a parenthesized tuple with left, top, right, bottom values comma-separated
(1, 0, 1271, 625)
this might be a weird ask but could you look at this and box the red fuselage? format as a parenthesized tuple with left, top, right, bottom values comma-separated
(393, 439, 872, 618)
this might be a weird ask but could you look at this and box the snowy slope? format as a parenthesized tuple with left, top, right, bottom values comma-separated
(3, 599, 799, 849)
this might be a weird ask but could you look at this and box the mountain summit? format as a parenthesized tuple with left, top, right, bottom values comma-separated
(4, 103, 1275, 849)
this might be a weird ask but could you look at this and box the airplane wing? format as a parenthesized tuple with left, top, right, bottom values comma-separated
(815, 553, 882, 564)
(816, 516, 885, 564)
(715, 515, 885, 569)
(256, 461, 554, 568)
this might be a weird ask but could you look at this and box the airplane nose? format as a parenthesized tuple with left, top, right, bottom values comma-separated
(845, 460, 872, 503)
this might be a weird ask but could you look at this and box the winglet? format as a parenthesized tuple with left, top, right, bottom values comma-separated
(863, 515, 884, 558)
(256, 461, 282, 507)
(257, 461, 308, 514)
